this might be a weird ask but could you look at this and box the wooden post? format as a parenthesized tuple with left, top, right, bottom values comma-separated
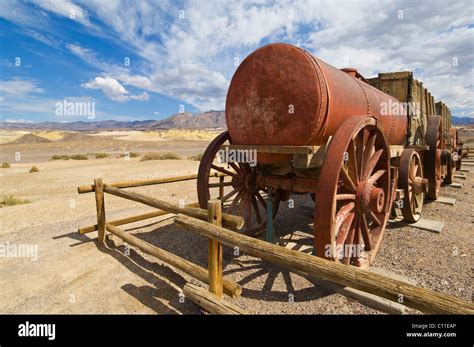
(207, 200, 223, 298)
(218, 176, 224, 201)
(265, 189, 275, 243)
(94, 178, 106, 246)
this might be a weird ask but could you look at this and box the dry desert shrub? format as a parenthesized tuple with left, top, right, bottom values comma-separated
(140, 152, 181, 161)
(0, 195, 31, 207)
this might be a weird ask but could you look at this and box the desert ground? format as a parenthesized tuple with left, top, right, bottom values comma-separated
(0, 128, 472, 314)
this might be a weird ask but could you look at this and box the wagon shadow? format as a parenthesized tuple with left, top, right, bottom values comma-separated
(125, 219, 332, 305)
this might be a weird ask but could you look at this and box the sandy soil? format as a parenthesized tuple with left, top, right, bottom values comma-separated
(0, 130, 472, 314)
(0, 130, 212, 163)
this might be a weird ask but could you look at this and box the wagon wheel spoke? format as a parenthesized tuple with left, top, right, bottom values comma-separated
(229, 162, 243, 175)
(362, 133, 377, 174)
(336, 194, 356, 201)
(335, 202, 355, 234)
(360, 214, 372, 251)
(336, 213, 356, 246)
(340, 167, 357, 193)
(228, 190, 243, 213)
(363, 149, 383, 180)
(347, 140, 359, 183)
(368, 211, 382, 226)
(211, 164, 239, 179)
(343, 218, 357, 265)
(222, 188, 239, 203)
(251, 195, 262, 225)
(368, 169, 386, 185)
(256, 191, 267, 208)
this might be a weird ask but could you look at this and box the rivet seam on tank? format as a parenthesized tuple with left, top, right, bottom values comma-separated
(354, 77, 371, 116)
(300, 49, 329, 144)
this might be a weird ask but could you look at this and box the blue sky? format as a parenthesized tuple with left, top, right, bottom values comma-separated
(0, 0, 472, 123)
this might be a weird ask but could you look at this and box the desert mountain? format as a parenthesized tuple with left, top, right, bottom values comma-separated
(0, 110, 226, 131)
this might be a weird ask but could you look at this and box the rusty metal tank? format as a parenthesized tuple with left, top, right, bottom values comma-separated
(225, 43, 408, 157)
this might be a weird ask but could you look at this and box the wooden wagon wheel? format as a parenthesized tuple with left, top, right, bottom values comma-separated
(424, 115, 442, 200)
(399, 149, 425, 222)
(197, 131, 281, 236)
(314, 116, 391, 267)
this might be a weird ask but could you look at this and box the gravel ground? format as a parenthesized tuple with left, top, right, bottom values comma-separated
(0, 148, 472, 314)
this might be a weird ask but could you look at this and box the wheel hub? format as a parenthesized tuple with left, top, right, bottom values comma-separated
(356, 182, 384, 214)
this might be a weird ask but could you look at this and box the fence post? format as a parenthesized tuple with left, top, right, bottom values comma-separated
(207, 199, 223, 298)
(219, 176, 225, 201)
(94, 178, 106, 246)
(266, 188, 275, 243)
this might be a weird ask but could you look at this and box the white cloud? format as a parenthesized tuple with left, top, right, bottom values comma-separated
(66, 43, 128, 74)
(31, 0, 92, 27)
(0, 79, 44, 96)
(2, 0, 472, 116)
(81, 76, 149, 102)
(130, 92, 149, 101)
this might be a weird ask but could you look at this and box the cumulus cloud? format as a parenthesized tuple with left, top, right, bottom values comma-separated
(81, 76, 149, 102)
(3, 0, 472, 116)
(70, 0, 472, 114)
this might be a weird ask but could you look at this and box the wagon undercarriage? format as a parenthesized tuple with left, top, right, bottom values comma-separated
(197, 114, 461, 268)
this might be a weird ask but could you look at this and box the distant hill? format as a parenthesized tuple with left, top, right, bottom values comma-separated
(0, 110, 226, 131)
(452, 116, 474, 125)
(149, 110, 225, 129)
(5, 133, 52, 145)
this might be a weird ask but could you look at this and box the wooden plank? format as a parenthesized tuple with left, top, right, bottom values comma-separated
(404, 145, 429, 151)
(221, 144, 315, 155)
(435, 196, 456, 206)
(183, 283, 247, 314)
(94, 178, 106, 246)
(292, 146, 326, 168)
(395, 188, 405, 200)
(174, 214, 474, 314)
(103, 185, 244, 231)
(315, 278, 407, 314)
(459, 168, 470, 173)
(207, 200, 223, 298)
(105, 224, 242, 298)
(78, 202, 200, 234)
(411, 218, 444, 233)
(390, 145, 404, 158)
(449, 182, 463, 188)
(453, 174, 466, 180)
(78, 172, 223, 194)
